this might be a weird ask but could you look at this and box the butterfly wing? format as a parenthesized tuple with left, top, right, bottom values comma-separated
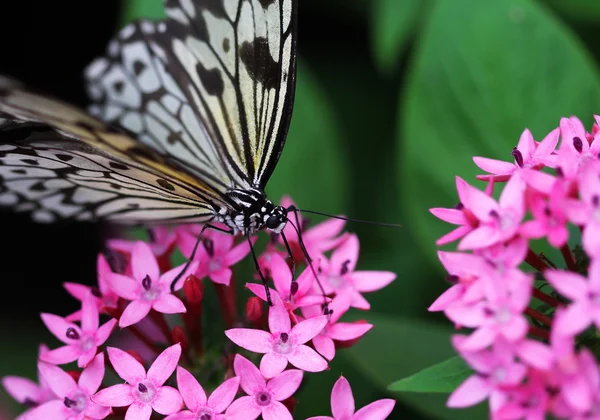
(85, 0, 297, 190)
(0, 80, 225, 225)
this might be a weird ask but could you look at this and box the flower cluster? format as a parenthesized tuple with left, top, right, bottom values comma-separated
(430, 116, 600, 418)
(3, 196, 396, 419)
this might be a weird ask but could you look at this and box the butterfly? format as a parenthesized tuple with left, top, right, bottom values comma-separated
(0, 0, 303, 300)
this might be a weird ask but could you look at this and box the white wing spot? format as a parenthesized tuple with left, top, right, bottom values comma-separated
(120, 24, 136, 39)
(76, 170, 105, 178)
(85, 59, 109, 80)
(121, 112, 144, 133)
(33, 210, 55, 223)
(141, 21, 155, 34)
(181, 0, 196, 18)
(0, 192, 18, 205)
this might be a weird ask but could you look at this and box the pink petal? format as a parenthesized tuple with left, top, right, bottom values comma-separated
(544, 270, 588, 300)
(563, 200, 590, 225)
(521, 168, 556, 194)
(226, 396, 261, 420)
(352, 271, 396, 292)
(330, 322, 373, 341)
(125, 402, 153, 420)
(78, 348, 97, 369)
(268, 304, 291, 334)
(260, 352, 288, 379)
(472, 156, 515, 175)
(331, 235, 359, 273)
(79, 353, 105, 395)
(120, 300, 152, 327)
(353, 399, 396, 420)
(287, 345, 328, 373)
(461, 182, 498, 221)
(458, 327, 496, 351)
(147, 344, 181, 386)
(583, 222, 600, 257)
(152, 294, 187, 314)
(331, 376, 355, 419)
(350, 291, 371, 310)
(26, 400, 66, 419)
(152, 386, 183, 415)
(270, 253, 292, 294)
(38, 361, 77, 397)
(429, 208, 466, 225)
(162, 261, 199, 291)
(291, 315, 328, 344)
(163, 411, 195, 420)
(447, 375, 490, 407)
(458, 225, 501, 250)
(95, 318, 117, 345)
(2, 377, 44, 403)
(107, 347, 146, 383)
(516, 341, 553, 370)
(305, 417, 334, 420)
(535, 127, 560, 157)
(40, 313, 78, 345)
(107, 273, 139, 300)
(92, 384, 135, 407)
(555, 303, 592, 336)
(548, 225, 569, 248)
(38, 346, 79, 365)
(428, 286, 463, 312)
(313, 335, 336, 361)
(209, 268, 232, 286)
(268, 369, 304, 401)
(211, 230, 234, 254)
(84, 401, 112, 419)
(563, 374, 592, 412)
(132, 241, 160, 282)
(305, 217, 345, 241)
(176, 367, 206, 412)
(262, 401, 293, 420)
(436, 225, 473, 246)
(519, 220, 547, 239)
(208, 376, 240, 413)
(63, 282, 92, 301)
(225, 328, 272, 353)
(517, 128, 535, 157)
(233, 354, 266, 395)
(225, 240, 253, 266)
(81, 294, 99, 332)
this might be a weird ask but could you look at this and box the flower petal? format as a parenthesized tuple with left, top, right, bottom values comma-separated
(95, 318, 117, 345)
(152, 386, 184, 415)
(26, 400, 66, 419)
(38, 361, 77, 397)
(267, 369, 303, 401)
(351, 271, 396, 293)
(447, 375, 490, 408)
(93, 384, 135, 407)
(287, 345, 328, 373)
(233, 354, 265, 395)
(260, 352, 288, 379)
(162, 261, 199, 291)
(107, 273, 140, 300)
(353, 399, 396, 420)
(269, 253, 292, 295)
(40, 313, 78, 345)
(125, 402, 153, 420)
(313, 335, 336, 361)
(79, 353, 105, 395)
(555, 303, 593, 336)
(152, 294, 187, 314)
(329, 321, 373, 341)
(208, 376, 240, 413)
(81, 294, 99, 332)
(209, 268, 232, 286)
(107, 347, 146, 383)
(38, 345, 79, 365)
(163, 411, 195, 420)
(545, 269, 588, 300)
(473, 156, 515, 175)
(331, 376, 354, 419)
(225, 240, 253, 266)
(226, 396, 261, 420)
(120, 300, 152, 328)
(262, 401, 293, 420)
(2, 376, 44, 404)
(147, 344, 181, 386)
(331, 235, 359, 273)
(291, 315, 328, 344)
(132, 241, 160, 282)
(176, 367, 206, 412)
(225, 328, 272, 353)
(268, 304, 291, 334)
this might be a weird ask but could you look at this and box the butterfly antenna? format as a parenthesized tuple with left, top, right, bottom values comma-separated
(288, 206, 403, 229)
(169, 224, 209, 293)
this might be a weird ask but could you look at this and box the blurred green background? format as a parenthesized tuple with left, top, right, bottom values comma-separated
(3, 0, 600, 419)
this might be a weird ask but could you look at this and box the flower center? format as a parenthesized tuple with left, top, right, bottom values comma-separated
(135, 381, 157, 404)
(208, 258, 222, 272)
(79, 334, 95, 352)
(491, 367, 507, 383)
(494, 307, 512, 324)
(511, 148, 524, 168)
(557, 354, 579, 375)
(203, 238, 215, 257)
(274, 332, 293, 354)
(63, 392, 87, 413)
(255, 391, 272, 407)
(141, 275, 161, 301)
(66, 327, 80, 340)
(195, 407, 215, 420)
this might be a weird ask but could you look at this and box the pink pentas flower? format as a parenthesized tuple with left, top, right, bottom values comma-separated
(247, 252, 327, 313)
(225, 302, 328, 378)
(26, 353, 110, 420)
(456, 171, 527, 251)
(519, 185, 570, 248)
(109, 226, 177, 271)
(64, 253, 120, 321)
(40, 294, 116, 368)
(315, 234, 396, 310)
(164, 367, 239, 420)
(306, 375, 396, 420)
(177, 227, 252, 287)
(92, 344, 183, 419)
(106, 241, 195, 327)
(491, 370, 550, 420)
(302, 293, 372, 361)
(544, 259, 600, 336)
(226, 354, 303, 420)
(473, 127, 559, 182)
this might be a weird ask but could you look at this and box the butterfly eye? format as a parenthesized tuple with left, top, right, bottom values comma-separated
(266, 214, 282, 230)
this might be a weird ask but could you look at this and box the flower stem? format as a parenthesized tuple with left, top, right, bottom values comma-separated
(560, 244, 577, 272)
(214, 283, 237, 328)
(532, 287, 561, 307)
(525, 307, 552, 327)
(526, 249, 550, 271)
(528, 325, 549, 341)
(126, 325, 162, 354)
(149, 310, 173, 343)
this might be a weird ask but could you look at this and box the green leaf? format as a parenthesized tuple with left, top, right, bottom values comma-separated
(370, 0, 423, 74)
(342, 313, 486, 420)
(400, 0, 600, 265)
(119, 0, 166, 28)
(389, 356, 472, 393)
(266, 59, 349, 213)
(543, 0, 600, 23)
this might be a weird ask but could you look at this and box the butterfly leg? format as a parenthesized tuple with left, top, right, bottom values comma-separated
(247, 234, 273, 306)
(280, 231, 297, 295)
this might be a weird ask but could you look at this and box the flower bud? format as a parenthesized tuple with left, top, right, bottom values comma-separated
(183, 274, 204, 304)
(246, 297, 263, 324)
(171, 326, 189, 352)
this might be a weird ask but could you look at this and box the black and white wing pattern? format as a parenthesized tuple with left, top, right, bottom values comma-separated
(85, 0, 297, 190)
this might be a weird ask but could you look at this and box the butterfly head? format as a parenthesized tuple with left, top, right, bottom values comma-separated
(264, 204, 288, 234)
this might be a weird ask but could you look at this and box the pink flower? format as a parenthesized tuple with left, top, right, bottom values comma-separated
(164, 367, 239, 420)
(473, 127, 559, 181)
(26, 353, 110, 420)
(457, 172, 527, 251)
(553, 116, 600, 174)
(519, 184, 569, 247)
(306, 375, 396, 420)
(64, 253, 119, 321)
(316, 234, 396, 310)
(302, 293, 373, 361)
(109, 226, 176, 261)
(107, 241, 195, 327)
(225, 303, 328, 378)
(40, 294, 116, 367)
(226, 354, 303, 420)
(177, 228, 252, 287)
(544, 260, 600, 336)
(492, 371, 549, 420)
(247, 252, 326, 312)
(92, 344, 183, 419)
